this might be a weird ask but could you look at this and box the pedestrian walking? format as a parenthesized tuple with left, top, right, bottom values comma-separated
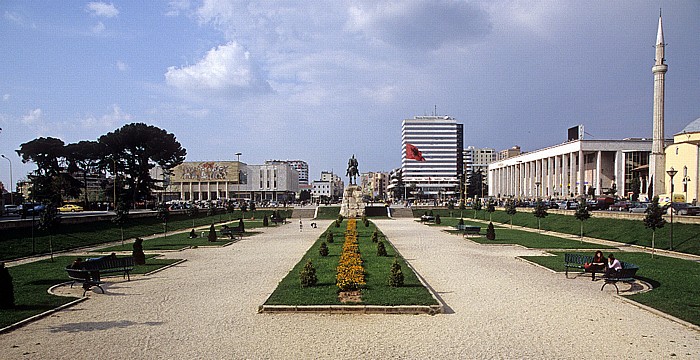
(299, 219, 303, 232)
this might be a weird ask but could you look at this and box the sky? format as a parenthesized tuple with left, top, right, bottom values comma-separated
(1, 1, 699, 190)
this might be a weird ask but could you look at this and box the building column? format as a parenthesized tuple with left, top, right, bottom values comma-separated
(569, 153, 576, 197)
(596, 150, 602, 196)
(578, 149, 585, 196)
(554, 155, 560, 197)
(614, 150, 624, 197)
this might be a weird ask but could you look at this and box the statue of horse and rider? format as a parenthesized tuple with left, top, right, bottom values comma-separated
(346, 155, 359, 185)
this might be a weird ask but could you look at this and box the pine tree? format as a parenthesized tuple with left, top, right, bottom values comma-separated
(207, 224, 217, 242)
(263, 214, 269, 227)
(486, 199, 496, 222)
(371, 230, 379, 243)
(435, 214, 441, 224)
(300, 260, 317, 287)
(377, 241, 387, 256)
(326, 231, 334, 243)
(388, 258, 404, 287)
(472, 197, 482, 218)
(486, 222, 496, 240)
(644, 196, 666, 258)
(319, 242, 329, 256)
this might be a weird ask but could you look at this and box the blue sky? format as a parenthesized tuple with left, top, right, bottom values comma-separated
(1, 1, 699, 190)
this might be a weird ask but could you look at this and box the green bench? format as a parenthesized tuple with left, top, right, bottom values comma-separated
(564, 253, 605, 281)
(601, 264, 640, 294)
(455, 224, 481, 236)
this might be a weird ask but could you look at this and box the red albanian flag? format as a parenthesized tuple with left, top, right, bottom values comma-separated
(406, 143, 426, 161)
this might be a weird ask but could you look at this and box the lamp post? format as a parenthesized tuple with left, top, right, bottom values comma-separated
(235, 152, 242, 203)
(1, 154, 13, 205)
(111, 158, 117, 212)
(682, 175, 691, 205)
(535, 181, 541, 200)
(667, 168, 678, 251)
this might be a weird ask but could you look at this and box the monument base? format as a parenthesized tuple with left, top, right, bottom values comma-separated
(340, 185, 366, 218)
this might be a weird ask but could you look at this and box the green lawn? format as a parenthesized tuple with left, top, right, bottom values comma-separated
(1, 255, 180, 329)
(522, 252, 700, 326)
(264, 220, 437, 306)
(96, 221, 265, 252)
(0, 210, 291, 261)
(413, 209, 700, 256)
(315, 206, 340, 219)
(427, 217, 614, 249)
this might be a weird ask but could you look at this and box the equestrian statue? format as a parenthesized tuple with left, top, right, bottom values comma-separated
(346, 155, 359, 185)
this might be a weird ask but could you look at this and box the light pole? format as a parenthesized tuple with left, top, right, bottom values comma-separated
(1, 154, 13, 205)
(682, 175, 691, 205)
(667, 168, 678, 251)
(535, 181, 541, 200)
(235, 152, 242, 203)
(111, 158, 117, 211)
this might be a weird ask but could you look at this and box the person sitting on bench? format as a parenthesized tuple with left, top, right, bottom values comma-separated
(605, 253, 622, 277)
(584, 250, 605, 273)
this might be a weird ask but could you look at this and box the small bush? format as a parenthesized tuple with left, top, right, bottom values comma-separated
(458, 218, 464, 226)
(371, 230, 379, 243)
(319, 242, 329, 256)
(377, 241, 387, 256)
(364, 218, 370, 227)
(435, 215, 441, 224)
(388, 258, 404, 287)
(326, 231, 334, 243)
(337, 214, 345, 222)
(335, 219, 340, 227)
(208, 224, 217, 242)
(299, 260, 318, 287)
(263, 214, 269, 227)
(486, 222, 496, 240)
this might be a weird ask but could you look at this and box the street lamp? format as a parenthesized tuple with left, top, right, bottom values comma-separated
(111, 158, 117, 211)
(1, 154, 13, 205)
(235, 152, 242, 202)
(682, 175, 691, 205)
(667, 167, 678, 251)
(535, 181, 541, 200)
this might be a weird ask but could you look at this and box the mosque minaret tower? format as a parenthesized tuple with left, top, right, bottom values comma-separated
(650, 12, 667, 198)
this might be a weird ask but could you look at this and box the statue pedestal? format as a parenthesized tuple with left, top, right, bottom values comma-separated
(340, 185, 366, 218)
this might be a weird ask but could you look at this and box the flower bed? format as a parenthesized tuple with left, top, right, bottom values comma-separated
(336, 218, 366, 291)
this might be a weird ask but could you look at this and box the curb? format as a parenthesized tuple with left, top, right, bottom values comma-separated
(614, 296, 700, 332)
(144, 259, 187, 276)
(0, 292, 87, 335)
(258, 304, 442, 315)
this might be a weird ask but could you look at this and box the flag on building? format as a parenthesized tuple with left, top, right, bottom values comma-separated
(406, 143, 426, 161)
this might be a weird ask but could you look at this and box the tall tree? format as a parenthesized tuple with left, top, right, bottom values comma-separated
(467, 170, 485, 198)
(99, 123, 186, 207)
(643, 196, 666, 258)
(64, 140, 105, 208)
(574, 198, 591, 242)
(485, 199, 496, 222)
(16, 137, 81, 204)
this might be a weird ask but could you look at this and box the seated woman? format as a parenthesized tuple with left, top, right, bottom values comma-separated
(584, 250, 606, 274)
(605, 253, 623, 277)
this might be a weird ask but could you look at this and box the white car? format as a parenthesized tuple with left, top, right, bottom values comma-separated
(629, 203, 649, 213)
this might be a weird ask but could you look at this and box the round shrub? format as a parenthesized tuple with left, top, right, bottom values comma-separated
(319, 242, 329, 256)
(435, 214, 441, 224)
(486, 222, 496, 240)
(388, 258, 404, 287)
(458, 218, 464, 226)
(300, 260, 317, 287)
(326, 231, 334, 243)
(376, 241, 387, 257)
(207, 224, 217, 242)
(263, 214, 269, 227)
(335, 219, 340, 228)
(370, 230, 379, 243)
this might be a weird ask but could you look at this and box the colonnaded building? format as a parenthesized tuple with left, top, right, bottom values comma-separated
(153, 160, 299, 203)
(487, 138, 665, 200)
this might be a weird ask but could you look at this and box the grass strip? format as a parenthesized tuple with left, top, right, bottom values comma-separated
(264, 220, 437, 306)
(413, 208, 700, 256)
(0, 255, 180, 329)
(315, 206, 341, 219)
(0, 210, 291, 261)
(522, 252, 700, 326)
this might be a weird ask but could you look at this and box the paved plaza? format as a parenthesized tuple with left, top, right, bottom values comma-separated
(0, 218, 698, 359)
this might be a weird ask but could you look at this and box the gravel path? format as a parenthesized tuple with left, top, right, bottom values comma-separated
(0, 218, 697, 359)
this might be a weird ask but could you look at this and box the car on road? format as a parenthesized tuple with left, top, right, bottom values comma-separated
(19, 203, 46, 215)
(628, 203, 649, 213)
(3, 204, 19, 215)
(666, 202, 700, 216)
(609, 201, 632, 211)
(58, 204, 84, 212)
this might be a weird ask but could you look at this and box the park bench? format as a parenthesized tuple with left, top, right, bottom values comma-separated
(564, 253, 605, 281)
(82, 256, 134, 281)
(455, 224, 481, 237)
(601, 263, 639, 294)
(420, 215, 435, 223)
(221, 225, 244, 239)
(65, 256, 134, 296)
(65, 268, 104, 296)
(270, 216, 287, 225)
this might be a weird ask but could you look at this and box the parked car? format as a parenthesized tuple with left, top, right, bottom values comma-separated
(629, 203, 649, 213)
(557, 201, 578, 210)
(609, 201, 632, 211)
(3, 204, 19, 215)
(58, 204, 84, 212)
(19, 203, 46, 215)
(667, 202, 700, 216)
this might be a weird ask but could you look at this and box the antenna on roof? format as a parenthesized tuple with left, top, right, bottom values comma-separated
(434, 105, 437, 116)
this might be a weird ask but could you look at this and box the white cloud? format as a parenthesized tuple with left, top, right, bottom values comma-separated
(166, 0, 191, 17)
(4, 11, 23, 24)
(116, 60, 128, 71)
(86, 2, 119, 18)
(165, 41, 270, 93)
(92, 21, 106, 34)
(2, 94, 9, 101)
(80, 105, 132, 129)
(21, 108, 43, 124)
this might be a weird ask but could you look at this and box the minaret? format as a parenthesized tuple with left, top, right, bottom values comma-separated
(650, 12, 667, 198)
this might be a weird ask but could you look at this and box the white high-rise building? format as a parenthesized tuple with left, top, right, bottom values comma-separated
(401, 115, 464, 199)
(464, 146, 496, 187)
